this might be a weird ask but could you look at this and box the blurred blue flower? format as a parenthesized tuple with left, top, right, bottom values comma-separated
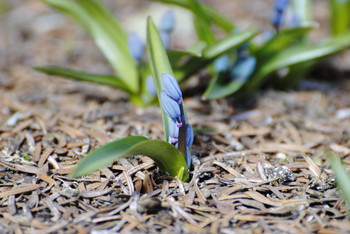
(160, 11, 175, 33)
(271, 0, 289, 30)
(128, 32, 144, 62)
(214, 55, 231, 72)
(232, 55, 256, 83)
(160, 31, 170, 49)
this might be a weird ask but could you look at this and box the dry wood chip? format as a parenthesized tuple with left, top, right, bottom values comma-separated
(38, 147, 54, 168)
(37, 173, 56, 186)
(12, 119, 32, 133)
(213, 161, 241, 177)
(33, 142, 42, 162)
(59, 123, 85, 138)
(257, 143, 309, 152)
(86, 128, 111, 144)
(237, 198, 266, 210)
(244, 191, 282, 207)
(193, 179, 206, 204)
(92, 215, 122, 224)
(79, 188, 114, 198)
(0, 161, 44, 174)
(54, 166, 75, 175)
(0, 184, 41, 198)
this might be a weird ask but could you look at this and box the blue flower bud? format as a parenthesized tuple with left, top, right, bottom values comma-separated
(232, 55, 256, 83)
(186, 147, 191, 166)
(274, 0, 289, 12)
(128, 32, 144, 62)
(160, 31, 170, 49)
(169, 121, 179, 144)
(160, 91, 181, 124)
(146, 75, 157, 97)
(186, 124, 193, 147)
(160, 11, 175, 33)
(271, 0, 289, 30)
(161, 74, 182, 103)
(214, 55, 231, 72)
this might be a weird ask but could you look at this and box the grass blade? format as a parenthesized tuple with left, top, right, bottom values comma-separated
(35, 66, 129, 91)
(71, 136, 189, 181)
(147, 18, 174, 141)
(328, 151, 350, 209)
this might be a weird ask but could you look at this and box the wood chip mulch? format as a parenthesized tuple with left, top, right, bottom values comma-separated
(1, 1, 350, 233)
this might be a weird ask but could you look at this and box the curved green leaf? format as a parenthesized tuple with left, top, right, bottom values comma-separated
(248, 33, 350, 91)
(254, 25, 314, 58)
(71, 136, 189, 181)
(175, 30, 258, 81)
(147, 18, 174, 141)
(44, 0, 139, 93)
(202, 73, 246, 99)
(35, 66, 129, 92)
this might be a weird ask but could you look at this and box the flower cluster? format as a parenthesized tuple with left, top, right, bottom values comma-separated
(160, 74, 193, 166)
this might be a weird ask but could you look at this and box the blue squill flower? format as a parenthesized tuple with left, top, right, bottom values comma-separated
(160, 91, 182, 125)
(160, 73, 193, 167)
(232, 55, 256, 83)
(128, 32, 144, 62)
(160, 11, 175, 33)
(214, 55, 231, 73)
(271, 0, 289, 30)
(161, 74, 182, 103)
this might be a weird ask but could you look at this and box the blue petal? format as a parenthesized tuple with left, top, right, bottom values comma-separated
(160, 91, 181, 123)
(161, 74, 182, 102)
(214, 55, 231, 72)
(169, 121, 180, 138)
(232, 55, 256, 83)
(186, 124, 194, 147)
(186, 147, 191, 166)
(160, 10, 175, 33)
(128, 32, 144, 61)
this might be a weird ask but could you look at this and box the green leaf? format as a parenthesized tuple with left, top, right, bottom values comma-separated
(71, 136, 189, 181)
(147, 17, 174, 141)
(254, 25, 314, 59)
(44, 0, 139, 93)
(291, 0, 313, 26)
(151, 0, 235, 32)
(175, 29, 258, 81)
(202, 30, 258, 58)
(329, 0, 350, 35)
(248, 33, 350, 92)
(35, 66, 129, 92)
(187, 0, 216, 44)
(328, 151, 350, 209)
(202, 73, 246, 99)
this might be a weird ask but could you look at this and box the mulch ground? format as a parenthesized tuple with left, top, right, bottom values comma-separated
(1, 0, 350, 233)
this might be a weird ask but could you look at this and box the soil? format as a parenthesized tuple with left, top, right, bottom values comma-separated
(1, 0, 350, 233)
